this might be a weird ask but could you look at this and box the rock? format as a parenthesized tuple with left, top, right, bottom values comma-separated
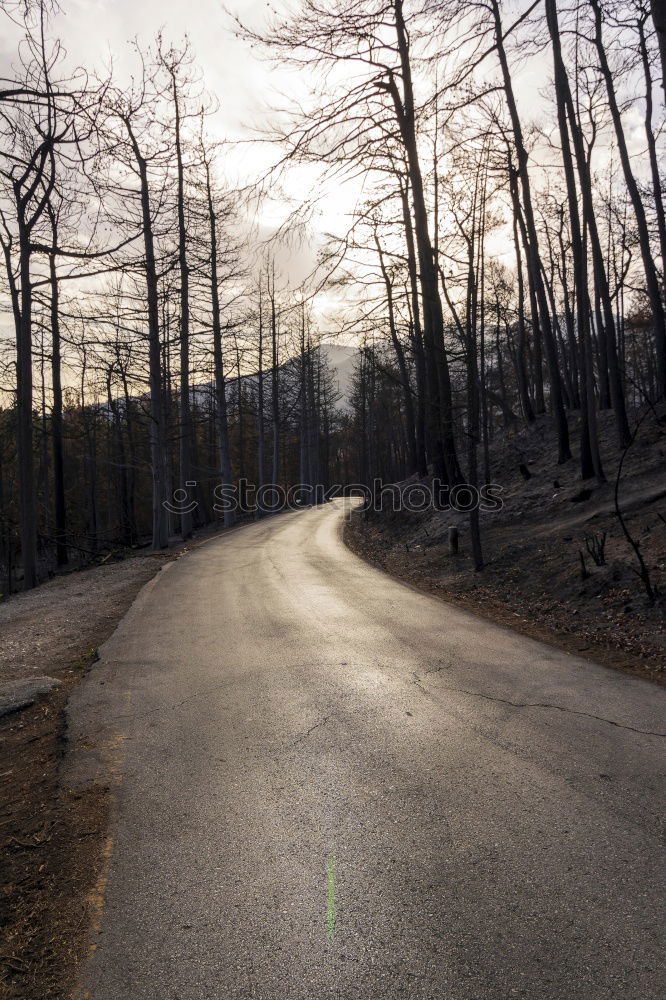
(0, 676, 61, 718)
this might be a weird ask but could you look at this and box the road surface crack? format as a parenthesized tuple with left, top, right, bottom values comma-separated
(109, 682, 231, 723)
(291, 715, 331, 747)
(430, 683, 666, 737)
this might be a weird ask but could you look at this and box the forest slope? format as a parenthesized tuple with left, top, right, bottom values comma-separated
(346, 409, 666, 683)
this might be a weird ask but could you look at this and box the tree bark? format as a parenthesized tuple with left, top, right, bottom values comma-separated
(398, 174, 428, 476)
(123, 116, 169, 549)
(509, 176, 536, 424)
(16, 220, 37, 588)
(257, 285, 265, 495)
(47, 209, 67, 565)
(546, 0, 604, 480)
(374, 232, 418, 475)
(269, 268, 280, 496)
(591, 0, 666, 399)
(205, 159, 235, 528)
(171, 70, 194, 538)
(651, 0, 666, 100)
(638, 16, 666, 306)
(390, 0, 463, 486)
(492, 0, 571, 462)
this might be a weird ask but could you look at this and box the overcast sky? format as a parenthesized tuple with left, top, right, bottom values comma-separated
(61, 0, 274, 136)
(0, 0, 649, 344)
(0, 0, 551, 342)
(0, 0, 353, 278)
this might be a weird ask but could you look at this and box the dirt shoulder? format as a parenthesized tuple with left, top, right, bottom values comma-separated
(0, 528, 226, 999)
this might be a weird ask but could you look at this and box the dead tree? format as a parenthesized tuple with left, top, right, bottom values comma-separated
(491, 0, 571, 464)
(114, 85, 170, 549)
(203, 147, 235, 528)
(590, 0, 666, 399)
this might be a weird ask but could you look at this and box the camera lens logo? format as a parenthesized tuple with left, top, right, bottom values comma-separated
(163, 481, 199, 515)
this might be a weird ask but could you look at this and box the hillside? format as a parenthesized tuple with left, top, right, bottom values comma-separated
(319, 342, 356, 409)
(346, 407, 666, 683)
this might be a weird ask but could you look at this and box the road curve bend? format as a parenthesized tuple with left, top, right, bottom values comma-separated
(67, 501, 666, 1000)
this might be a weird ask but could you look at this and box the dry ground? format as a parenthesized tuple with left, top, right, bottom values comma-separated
(346, 408, 666, 685)
(0, 529, 226, 999)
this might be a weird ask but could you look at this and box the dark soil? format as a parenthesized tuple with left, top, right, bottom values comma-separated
(0, 674, 110, 1000)
(0, 525, 230, 999)
(345, 409, 666, 685)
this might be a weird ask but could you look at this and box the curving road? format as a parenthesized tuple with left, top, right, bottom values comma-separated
(68, 501, 666, 999)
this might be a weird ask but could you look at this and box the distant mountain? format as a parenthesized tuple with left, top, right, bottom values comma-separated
(187, 342, 359, 413)
(319, 342, 357, 410)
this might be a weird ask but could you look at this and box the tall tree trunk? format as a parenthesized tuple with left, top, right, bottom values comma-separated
(554, 207, 581, 408)
(299, 303, 310, 493)
(492, 0, 571, 462)
(508, 158, 536, 423)
(120, 370, 137, 543)
(508, 154, 545, 414)
(550, 3, 631, 445)
(47, 211, 67, 566)
(235, 341, 247, 513)
(171, 73, 194, 537)
(651, 0, 666, 99)
(123, 117, 169, 549)
(205, 160, 235, 528)
(16, 221, 37, 589)
(638, 15, 666, 305)
(546, 0, 604, 480)
(374, 232, 418, 475)
(389, 0, 463, 486)
(308, 339, 322, 500)
(478, 172, 491, 488)
(466, 177, 484, 571)
(398, 174, 428, 476)
(257, 285, 265, 495)
(107, 372, 131, 545)
(79, 355, 98, 554)
(591, 0, 666, 399)
(269, 270, 280, 496)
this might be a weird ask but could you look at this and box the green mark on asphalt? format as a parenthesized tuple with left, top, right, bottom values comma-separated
(326, 851, 335, 940)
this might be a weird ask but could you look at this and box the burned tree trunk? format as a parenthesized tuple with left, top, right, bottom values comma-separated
(492, 0, 571, 463)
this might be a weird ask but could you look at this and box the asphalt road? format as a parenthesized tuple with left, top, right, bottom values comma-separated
(67, 501, 666, 1000)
